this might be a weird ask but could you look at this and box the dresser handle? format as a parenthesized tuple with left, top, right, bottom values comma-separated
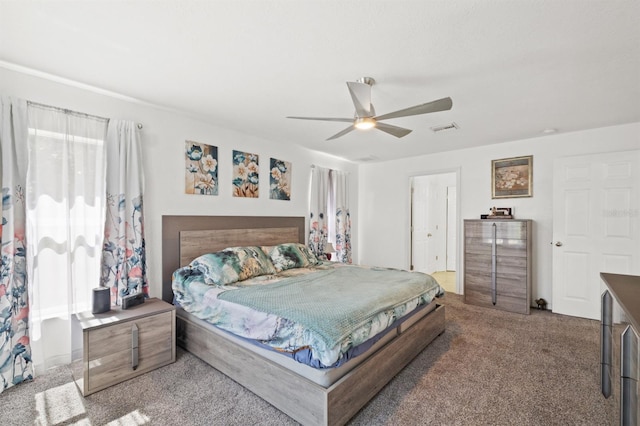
(132, 324, 139, 370)
(621, 326, 638, 426)
(600, 291, 613, 398)
(491, 223, 497, 305)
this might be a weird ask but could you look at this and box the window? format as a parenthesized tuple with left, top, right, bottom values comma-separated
(26, 104, 108, 321)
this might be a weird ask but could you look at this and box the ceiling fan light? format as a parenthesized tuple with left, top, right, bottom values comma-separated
(354, 117, 376, 130)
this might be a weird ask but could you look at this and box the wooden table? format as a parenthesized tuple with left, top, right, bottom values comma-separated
(600, 273, 640, 426)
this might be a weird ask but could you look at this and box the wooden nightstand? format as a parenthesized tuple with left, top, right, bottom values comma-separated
(71, 297, 176, 396)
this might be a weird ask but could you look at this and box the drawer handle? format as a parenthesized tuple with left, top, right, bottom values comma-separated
(132, 324, 139, 370)
(621, 326, 639, 425)
(491, 223, 497, 305)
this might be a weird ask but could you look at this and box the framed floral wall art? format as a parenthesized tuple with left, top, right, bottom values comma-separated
(232, 150, 259, 197)
(269, 158, 291, 200)
(491, 155, 533, 198)
(185, 141, 218, 195)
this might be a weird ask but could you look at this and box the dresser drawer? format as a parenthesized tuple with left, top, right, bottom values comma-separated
(464, 220, 529, 239)
(464, 273, 528, 297)
(464, 287, 529, 315)
(464, 238, 528, 257)
(465, 254, 528, 275)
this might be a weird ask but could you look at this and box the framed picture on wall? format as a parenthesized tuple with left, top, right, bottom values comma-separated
(232, 150, 259, 198)
(491, 155, 533, 199)
(185, 141, 218, 195)
(269, 157, 291, 200)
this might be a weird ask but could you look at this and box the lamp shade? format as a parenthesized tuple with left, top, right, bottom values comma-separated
(324, 242, 335, 253)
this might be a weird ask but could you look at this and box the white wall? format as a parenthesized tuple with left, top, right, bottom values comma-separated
(358, 123, 640, 308)
(0, 67, 359, 300)
(3, 65, 638, 310)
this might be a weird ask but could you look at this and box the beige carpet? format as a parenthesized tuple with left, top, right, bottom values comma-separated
(0, 293, 620, 425)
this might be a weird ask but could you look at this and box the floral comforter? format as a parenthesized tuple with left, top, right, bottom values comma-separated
(172, 262, 443, 368)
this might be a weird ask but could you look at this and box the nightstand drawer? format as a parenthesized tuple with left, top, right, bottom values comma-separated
(72, 298, 176, 396)
(87, 311, 171, 359)
(87, 311, 173, 392)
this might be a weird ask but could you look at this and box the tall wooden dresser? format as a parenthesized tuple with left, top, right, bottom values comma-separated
(464, 219, 532, 314)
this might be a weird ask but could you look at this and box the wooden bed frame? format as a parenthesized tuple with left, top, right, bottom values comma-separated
(162, 215, 445, 426)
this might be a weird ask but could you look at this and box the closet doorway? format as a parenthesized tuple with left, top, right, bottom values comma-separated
(410, 171, 459, 293)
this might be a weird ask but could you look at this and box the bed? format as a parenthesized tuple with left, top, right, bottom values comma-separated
(162, 215, 446, 426)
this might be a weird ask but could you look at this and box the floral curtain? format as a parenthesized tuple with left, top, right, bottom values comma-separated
(308, 166, 330, 259)
(331, 170, 352, 264)
(101, 120, 147, 305)
(0, 97, 32, 392)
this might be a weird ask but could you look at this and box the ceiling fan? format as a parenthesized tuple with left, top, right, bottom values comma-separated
(286, 77, 453, 141)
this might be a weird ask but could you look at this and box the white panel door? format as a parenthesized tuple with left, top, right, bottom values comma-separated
(426, 178, 441, 273)
(446, 185, 457, 271)
(552, 150, 640, 319)
(411, 178, 429, 272)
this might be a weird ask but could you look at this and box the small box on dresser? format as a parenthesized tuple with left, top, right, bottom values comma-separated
(71, 297, 176, 396)
(463, 219, 532, 315)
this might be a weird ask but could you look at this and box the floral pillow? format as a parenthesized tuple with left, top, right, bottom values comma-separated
(191, 246, 276, 285)
(264, 243, 320, 272)
(298, 244, 321, 266)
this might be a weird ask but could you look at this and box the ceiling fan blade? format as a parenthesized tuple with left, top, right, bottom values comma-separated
(326, 125, 355, 141)
(374, 97, 453, 121)
(347, 81, 373, 117)
(375, 122, 413, 138)
(286, 116, 354, 123)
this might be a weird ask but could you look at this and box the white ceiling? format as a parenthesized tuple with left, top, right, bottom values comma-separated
(1, 1, 639, 163)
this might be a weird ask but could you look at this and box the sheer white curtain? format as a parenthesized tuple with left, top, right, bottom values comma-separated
(331, 170, 352, 263)
(309, 166, 353, 262)
(26, 103, 108, 373)
(308, 166, 330, 259)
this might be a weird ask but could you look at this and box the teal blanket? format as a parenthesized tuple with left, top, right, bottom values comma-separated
(217, 265, 439, 348)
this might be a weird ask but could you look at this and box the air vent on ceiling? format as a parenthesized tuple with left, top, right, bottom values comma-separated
(355, 155, 379, 162)
(430, 122, 459, 133)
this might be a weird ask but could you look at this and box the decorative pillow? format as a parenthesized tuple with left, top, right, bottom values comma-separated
(191, 246, 276, 285)
(298, 244, 321, 266)
(265, 243, 320, 272)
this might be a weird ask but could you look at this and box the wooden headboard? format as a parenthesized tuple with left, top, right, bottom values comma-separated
(162, 216, 305, 303)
